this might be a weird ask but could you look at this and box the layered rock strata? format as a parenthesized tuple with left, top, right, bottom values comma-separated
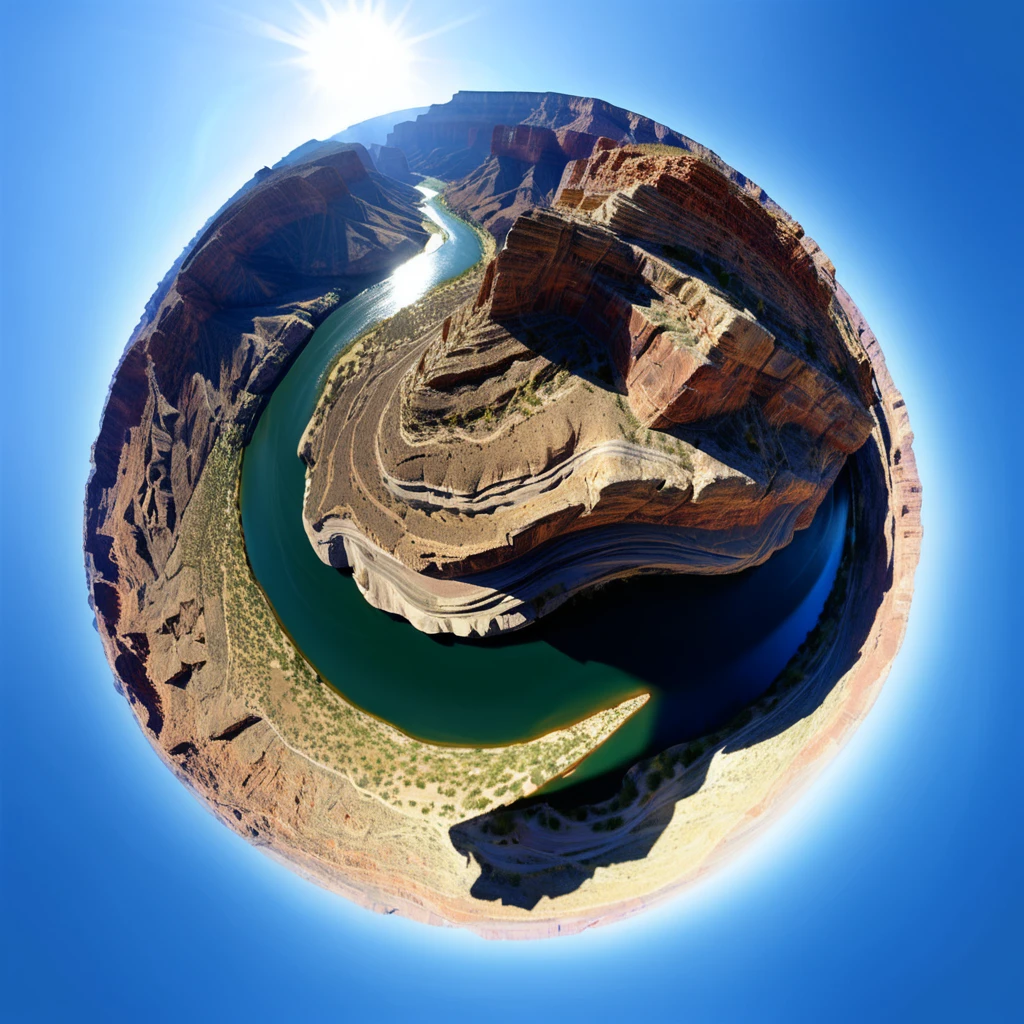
(301, 146, 874, 636)
(444, 124, 618, 242)
(276, 137, 418, 185)
(391, 91, 694, 236)
(395, 91, 798, 242)
(86, 146, 429, 661)
(85, 95, 922, 937)
(389, 91, 692, 179)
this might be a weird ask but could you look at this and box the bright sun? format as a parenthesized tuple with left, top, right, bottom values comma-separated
(259, 1, 433, 116)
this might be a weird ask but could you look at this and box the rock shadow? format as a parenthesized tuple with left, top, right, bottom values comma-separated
(484, 266, 666, 396)
(448, 439, 891, 909)
(491, 311, 628, 396)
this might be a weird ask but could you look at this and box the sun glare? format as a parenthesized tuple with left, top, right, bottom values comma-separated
(259, 1, 434, 117)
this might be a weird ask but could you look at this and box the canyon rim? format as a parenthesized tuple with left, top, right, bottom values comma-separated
(84, 92, 921, 937)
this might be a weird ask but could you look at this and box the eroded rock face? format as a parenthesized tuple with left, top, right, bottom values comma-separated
(370, 143, 416, 183)
(443, 125, 617, 243)
(389, 91, 693, 176)
(391, 91, 693, 240)
(553, 150, 875, 449)
(85, 95, 921, 937)
(85, 145, 429, 674)
(404, 91, 800, 246)
(300, 145, 874, 636)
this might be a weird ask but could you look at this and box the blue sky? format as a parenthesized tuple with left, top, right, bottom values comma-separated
(1, 1, 1021, 1020)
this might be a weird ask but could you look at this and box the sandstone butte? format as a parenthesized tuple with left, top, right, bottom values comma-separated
(300, 145, 876, 637)
(84, 92, 922, 938)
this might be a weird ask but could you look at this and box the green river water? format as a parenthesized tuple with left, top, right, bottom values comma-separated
(239, 190, 847, 793)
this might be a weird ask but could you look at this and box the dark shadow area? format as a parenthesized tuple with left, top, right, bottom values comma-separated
(438, 466, 850, 783)
(488, 306, 820, 497)
(412, 308, 631, 431)
(496, 311, 626, 394)
(448, 440, 892, 909)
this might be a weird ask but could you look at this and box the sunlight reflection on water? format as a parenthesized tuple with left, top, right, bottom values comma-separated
(386, 187, 447, 308)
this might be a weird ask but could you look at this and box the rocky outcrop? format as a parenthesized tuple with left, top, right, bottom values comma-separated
(85, 94, 921, 938)
(274, 139, 376, 173)
(444, 125, 617, 242)
(329, 106, 429, 149)
(178, 150, 423, 307)
(369, 143, 417, 183)
(395, 91, 799, 242)
(388, 91, 692, 182)
(554, 149, 876, 444)
(300, 147, 874, 636)
(491, 123, 609, 164)
(277, 138, 418, 186)
(85, 146, 430, 652)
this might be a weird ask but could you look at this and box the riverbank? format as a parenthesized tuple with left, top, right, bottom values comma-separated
(85, 160, 920, 938)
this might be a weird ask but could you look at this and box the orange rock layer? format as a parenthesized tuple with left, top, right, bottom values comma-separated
(85, 144, 429, 723)
(301, 142, 878, 636)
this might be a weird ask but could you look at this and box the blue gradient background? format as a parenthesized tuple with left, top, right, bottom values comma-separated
(2, 1, 1020, 1020)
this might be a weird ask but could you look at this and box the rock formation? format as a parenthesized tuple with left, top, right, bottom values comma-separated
(369, 143, 417, 183)
(84, 94, 921, 937)
(330, 105, 428, 149)
(85, 146, 429, 664)
(388, 91, 692, 180)
(300, 145, 874, 636)
(443, 125, 618, 242)
(273, 138, 377, 172)
(395, 91, 798, 243)
(391, 91, 694, 239)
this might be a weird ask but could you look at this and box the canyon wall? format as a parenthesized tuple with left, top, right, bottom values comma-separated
(85, 146, 429, 723)
(301, 144, 876, 636)
(396, 91, 799, 243)
(84, 94, 922, 935)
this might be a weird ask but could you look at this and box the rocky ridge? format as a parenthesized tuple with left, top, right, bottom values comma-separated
(300, 145, 874, 636)
(395, 91, 799, 243)
(85, 146, 429, 708)
(391, 91, 693, 240)
(389, 91, 693, 178)
(443, 125, 618, 242)
(84, 94, 922, 937)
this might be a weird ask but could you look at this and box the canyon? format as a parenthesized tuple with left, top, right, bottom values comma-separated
(301, 144, 874, 636)
(86, 146, 429, 618)
(84, 92, 921, 936)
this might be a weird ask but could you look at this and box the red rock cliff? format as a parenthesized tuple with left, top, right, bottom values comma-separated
(389, 90, 691, 180)
(84, 147, 429, 675)
(301, 141, 877, 625)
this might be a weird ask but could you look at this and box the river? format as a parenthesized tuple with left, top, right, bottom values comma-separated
(240, 188, 848, 794)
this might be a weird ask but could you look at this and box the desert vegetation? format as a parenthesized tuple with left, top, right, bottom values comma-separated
(177, 434, 645, 824)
